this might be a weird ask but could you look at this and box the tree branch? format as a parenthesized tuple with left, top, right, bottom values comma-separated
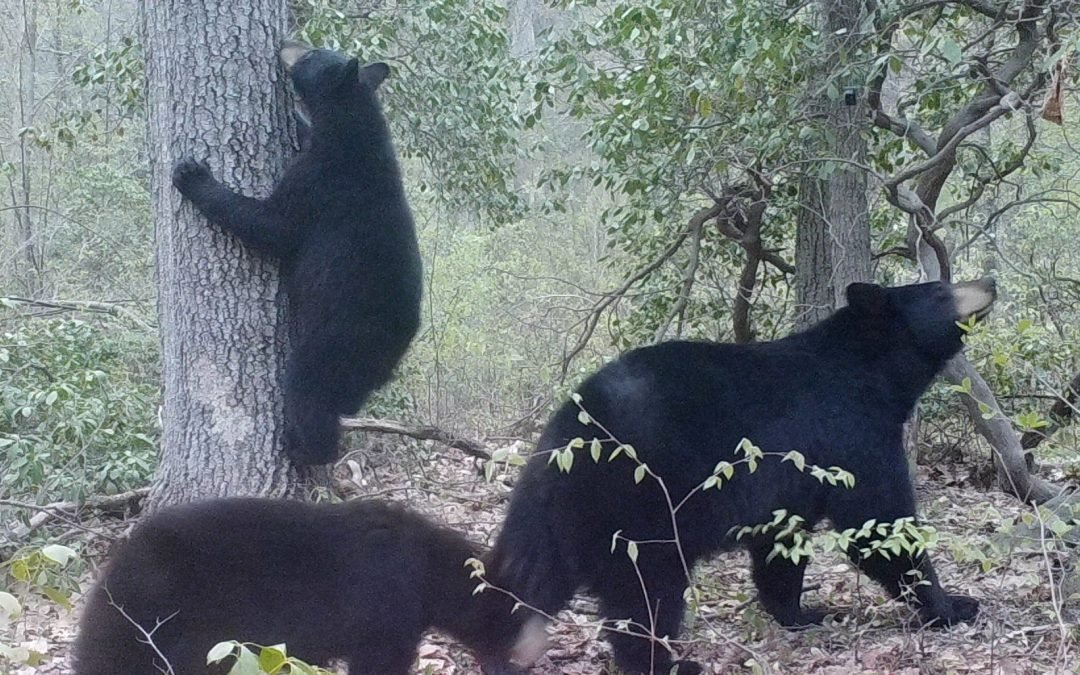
(0, 488, 149, 545)
(559, 204, 717, 378)
(653, 217, 704, 342)
(340, 417, 491, 461)
(942, 356, 1061, 503)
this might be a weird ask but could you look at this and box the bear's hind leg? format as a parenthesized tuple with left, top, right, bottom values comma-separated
(346, 640, 419, 675)
(591, 554, 701, 675)
(748, 536, 829, 627)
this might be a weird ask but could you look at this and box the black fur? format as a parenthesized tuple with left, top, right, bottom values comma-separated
(172, 45, 422, 465)
(491, 280, 993, 674)
(74, 498, 526, 675)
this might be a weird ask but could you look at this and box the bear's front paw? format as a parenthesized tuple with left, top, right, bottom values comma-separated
(924, 594, 979, 628)
(945, 594, 979, 624)
(172, 158, 211, 192)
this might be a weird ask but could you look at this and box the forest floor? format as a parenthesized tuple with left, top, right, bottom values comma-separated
(6, 436, 1077, 675)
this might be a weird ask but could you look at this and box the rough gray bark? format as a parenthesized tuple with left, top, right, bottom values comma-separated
(142, 0, 326, 508)
(794, 174, 834, 330)
(794, 0, 872, 329)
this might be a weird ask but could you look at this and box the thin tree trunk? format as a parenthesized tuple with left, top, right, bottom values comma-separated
(12, 0, 45, 296)
(142, 0, 327, 508)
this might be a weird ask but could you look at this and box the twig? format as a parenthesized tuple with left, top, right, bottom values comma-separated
(340, 416, 491, 461)
(105, 588, 177, 675)
(0, 488, 150, 544)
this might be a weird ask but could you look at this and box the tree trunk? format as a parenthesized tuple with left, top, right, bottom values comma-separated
(142, 0, 327, 508)
(794, 0, 872, 329)
(794, 174, 834, 331)
(10, 0, 46, 296)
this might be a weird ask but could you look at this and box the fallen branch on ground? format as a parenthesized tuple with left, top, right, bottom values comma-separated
(340, 417, 491, 461)
(0, 487, 150, 545)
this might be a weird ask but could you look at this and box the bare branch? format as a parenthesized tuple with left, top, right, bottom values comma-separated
(653, 218, 704, 342)
(105, 588, 177, 675)
(886, 92, 1021, 191)
(558, 204, 718, 377)
(938, 110, 1038, 222)
(1, 488, 149, 545)
(340, 417, 491, 461)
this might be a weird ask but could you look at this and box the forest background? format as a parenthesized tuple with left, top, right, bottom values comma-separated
(1, 0, 1079, 672)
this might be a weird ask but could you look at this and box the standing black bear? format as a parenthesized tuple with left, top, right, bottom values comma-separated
(73, 498, 546, 675)
(491, 279, 995, 674)
(172, 41, 423, 465)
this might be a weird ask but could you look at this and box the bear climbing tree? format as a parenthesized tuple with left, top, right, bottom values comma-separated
(142, 0, 308, 505)
(172, 42, 422, 466)
(491, 278, 995, 675)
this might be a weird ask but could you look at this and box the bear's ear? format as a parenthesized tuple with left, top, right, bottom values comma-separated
(845, 282, 887, 314)
(358, 62, 390, 89)
(337, 58, 361, 90)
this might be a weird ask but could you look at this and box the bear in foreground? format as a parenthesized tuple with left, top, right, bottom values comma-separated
(172, 41, 423, 465)
(491, 278, 996, 674)
(73, 498, 545, 675)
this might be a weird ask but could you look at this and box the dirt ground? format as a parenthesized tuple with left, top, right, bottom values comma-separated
(5, 438, 1077, 674)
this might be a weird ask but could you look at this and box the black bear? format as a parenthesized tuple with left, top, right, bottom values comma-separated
(172, 41, 423, 465)
(490, 278, 995, 674)
(73, 497, 546, 675)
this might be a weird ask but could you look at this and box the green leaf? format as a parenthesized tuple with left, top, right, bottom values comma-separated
(781, 451, 806, 471)
(228, 644, 262, 675)
(634, 464, 647, 484)
(258, 644, 289, 672)
(590, 438, 602, 463)
(41, 544, 78, 566)
(0, 591, 23, 623)
(577, 410, 592, 425)
(207, 641, 236, 665)
(42, 586, 73, 610)
(626, 540, 639, 563)
(10, 559, 30, 582)
(940, 38, 962, 65)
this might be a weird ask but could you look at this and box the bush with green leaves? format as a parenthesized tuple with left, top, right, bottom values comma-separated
(0, 312, 159, 502)
(0, 544, 80, 668)
(207, 642, 334, 675)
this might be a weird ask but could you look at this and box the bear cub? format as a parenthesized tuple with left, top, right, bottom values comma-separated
(172, 41, 423, 465)
(73, 497, 544, 675)
(490, 278, 996, 674)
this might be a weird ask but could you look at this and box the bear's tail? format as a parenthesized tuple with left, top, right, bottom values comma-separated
(487, 469, 577, 629)
(283, 400, 342, 466)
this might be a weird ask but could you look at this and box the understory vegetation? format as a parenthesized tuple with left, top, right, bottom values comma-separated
(1, 0, 1079, 673)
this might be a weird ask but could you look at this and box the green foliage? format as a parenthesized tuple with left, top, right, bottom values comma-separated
(207, 641, 334, 675)
(0, 545, 81, 668)
(532, 0, 817, 343)
(733, 511, 941, 566)
(0, 315, 158, 501)
(295, 0, 527, 224)
(71, 35, 145, 116)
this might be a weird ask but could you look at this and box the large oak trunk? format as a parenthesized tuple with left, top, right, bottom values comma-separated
(142, 0, 325, 507)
